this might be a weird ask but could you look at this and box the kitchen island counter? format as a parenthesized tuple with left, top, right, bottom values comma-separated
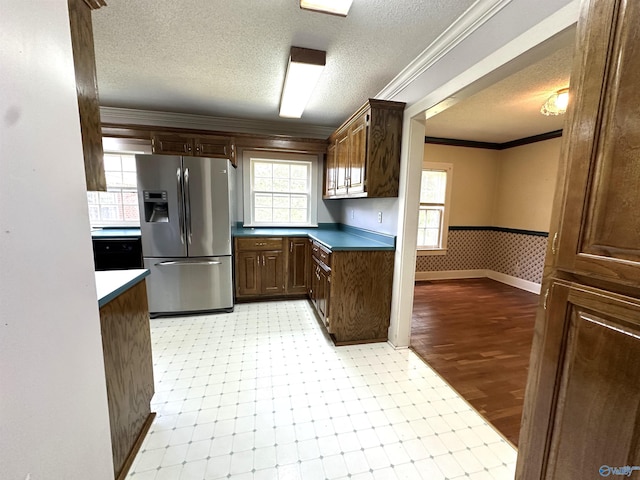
(95, 269, 149, 307)
(95, 268, 154, 480)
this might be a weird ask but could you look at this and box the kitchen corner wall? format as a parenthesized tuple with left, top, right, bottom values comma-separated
(416, 138, 562, 289)
(336, 197, 400, 236)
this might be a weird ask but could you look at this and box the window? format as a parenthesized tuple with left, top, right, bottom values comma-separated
(87, 152, 140, 226)
(243, 150, 318, 227)
(417, 163, 452, 251)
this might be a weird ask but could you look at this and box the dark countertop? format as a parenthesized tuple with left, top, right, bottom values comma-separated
(91, 227, 141, 239)
(233, 224, 395, 251)
(95, 269, 150, 308)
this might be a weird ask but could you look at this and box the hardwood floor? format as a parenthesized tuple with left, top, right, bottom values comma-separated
(410, 278, 538, 447)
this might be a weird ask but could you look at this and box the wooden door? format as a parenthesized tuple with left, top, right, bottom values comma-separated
(287, 238, 308, 295)
(335, 130, 349, 196)
(261, 250, 284, 295)
(347, 113, 367, 195)
(516, 0, 640, 478)
(236, 251, 260, 297)
(324, 142, 337, 197)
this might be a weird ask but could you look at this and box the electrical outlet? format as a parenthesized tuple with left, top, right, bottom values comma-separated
(377, 211, 383, 223)
(351, 209, 355, 219)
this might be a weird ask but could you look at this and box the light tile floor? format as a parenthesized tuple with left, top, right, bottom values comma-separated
(127, 300, 516, 480)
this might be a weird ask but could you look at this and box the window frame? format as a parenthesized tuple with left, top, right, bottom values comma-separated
(87, 138, 151, 228)
(417, 162, 453, 255)
(242, 150, 318, 227)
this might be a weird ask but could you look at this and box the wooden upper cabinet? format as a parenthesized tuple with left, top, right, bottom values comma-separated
(324, 99, 405, 199)
(68, 0, 106, 191)
(152, 132, 237, 166)
(335, 130, 350, 196)
(347, 113, 367, 195)
(324, 143, 337, 197)
(555, 0, 640, 288)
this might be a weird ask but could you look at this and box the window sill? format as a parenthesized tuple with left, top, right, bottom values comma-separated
(417, 248, 447, 256)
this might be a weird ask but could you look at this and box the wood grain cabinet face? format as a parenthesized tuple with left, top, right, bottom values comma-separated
(234, 238, 286, 299)
(68, 0, 106, 191)
(324, 99, 405, 199)
(516, 0, 640, 477)
(152, 133, 236, 166)
(324, 143, 337, 197)
(287, 238, 309, 295)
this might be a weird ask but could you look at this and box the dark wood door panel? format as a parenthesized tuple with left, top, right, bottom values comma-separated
(556, 0, 640, 286)
(262, 251, 284, 294)
(236, 251, 259, 297)
(544, 284, 640, 479)
(287, 238, 308, 295)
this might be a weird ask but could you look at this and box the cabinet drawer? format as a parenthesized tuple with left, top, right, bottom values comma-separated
(236, 237, 283, 251)
(311, 241, 331, 268)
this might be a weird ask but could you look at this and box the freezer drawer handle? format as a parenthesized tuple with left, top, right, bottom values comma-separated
(155, 260, 222, 266)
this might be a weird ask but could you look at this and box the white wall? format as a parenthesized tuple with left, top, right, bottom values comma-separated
(337, 197, 399, 235)
(0, 2, 114, 479)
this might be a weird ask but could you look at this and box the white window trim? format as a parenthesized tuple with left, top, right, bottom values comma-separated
(242, 150, 318, 227)
(417, 162, 453, 256)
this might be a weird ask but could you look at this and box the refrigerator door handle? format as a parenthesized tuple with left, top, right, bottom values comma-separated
(184, 167, 192, 245)
(176, 167, 185, 245)
(155, 260, 222, 267)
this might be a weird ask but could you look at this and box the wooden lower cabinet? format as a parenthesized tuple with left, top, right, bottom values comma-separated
(309, 241, 394, 344)
(287, 238, 309, 295)
(235, 237, 307, 300)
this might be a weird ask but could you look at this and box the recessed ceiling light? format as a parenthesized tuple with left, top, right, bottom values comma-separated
(300, 0, 353, 17)
(279, 47, 326, 119)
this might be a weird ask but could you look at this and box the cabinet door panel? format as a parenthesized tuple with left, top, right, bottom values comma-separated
(287, 238, 308, 294)
(324, 143, 337, 197)
(521, 282, 640, 479)
(194, 135, 231, 158)
(152, 134, 193, 155)
(335, 132, 349, 196)
(262, 251, 284, 294)
(557, 0, 640, 286)
(236, 251, 260, 297)
(347, 114, 367, 195)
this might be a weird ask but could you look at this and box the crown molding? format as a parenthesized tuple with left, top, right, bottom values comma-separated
(99, 107, 335, 139)
(376, 0, 513, 100)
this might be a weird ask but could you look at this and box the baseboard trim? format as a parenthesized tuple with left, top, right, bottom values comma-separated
(415, 269, 486, 281)
(486, 270, 541, 294)
(415, 269, 541, 294)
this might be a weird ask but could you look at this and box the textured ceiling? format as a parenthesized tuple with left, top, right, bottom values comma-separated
(424, 41, 576, 143)
(91, 0, 477, 129)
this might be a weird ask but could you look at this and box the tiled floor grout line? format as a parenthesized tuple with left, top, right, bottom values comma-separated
(127, 300, 516, 480)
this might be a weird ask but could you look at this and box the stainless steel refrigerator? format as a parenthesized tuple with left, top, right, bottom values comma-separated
(135, 155, 235, 317)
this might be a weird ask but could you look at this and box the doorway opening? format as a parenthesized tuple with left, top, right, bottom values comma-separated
(408, 31, 576, 447)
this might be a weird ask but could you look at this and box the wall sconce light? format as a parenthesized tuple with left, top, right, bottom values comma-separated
(300, 0, 353, 16)
(541, 88, 570, 116)
(279, 47, 326, 119)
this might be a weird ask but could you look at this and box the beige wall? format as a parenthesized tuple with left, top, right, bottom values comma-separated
(424, 143, 499, 226)
(494, 137, 562, 231)
(423, 138, 561, 232)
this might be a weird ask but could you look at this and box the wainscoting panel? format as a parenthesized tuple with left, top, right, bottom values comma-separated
(416, 227, 548, 287)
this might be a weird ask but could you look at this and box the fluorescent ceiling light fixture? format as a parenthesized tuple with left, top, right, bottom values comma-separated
(300, 0, 353, 16)
(541, 88, 570, 116)
(279, 47, 326, 119)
